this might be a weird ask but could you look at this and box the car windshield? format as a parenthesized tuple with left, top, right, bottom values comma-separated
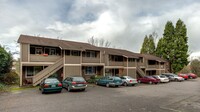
(145, 76, 154, 79)
(73, 77, 85, 82)
(159, 75, 166, 78)
(45, 78, 59, 83)
(126, 76, 134, 79)
(114, 77, 121, 80)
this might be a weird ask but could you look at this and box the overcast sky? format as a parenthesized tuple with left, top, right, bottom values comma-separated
(0, 0, 200, 59)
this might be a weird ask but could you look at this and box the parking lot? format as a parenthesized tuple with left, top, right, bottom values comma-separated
(0, 78, 200, 112)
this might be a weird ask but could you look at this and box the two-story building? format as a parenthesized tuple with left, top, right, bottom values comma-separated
(18, 35, 168, 86)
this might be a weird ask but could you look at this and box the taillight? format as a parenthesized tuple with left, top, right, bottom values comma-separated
(44, 84, 49, 88)
(130, 80, 132, 82)
(83, 82, 87, 84)
(58, 83, 62, 87)
(72, 82, 76, 85)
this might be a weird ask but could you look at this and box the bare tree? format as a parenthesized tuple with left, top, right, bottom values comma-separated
(88, 36, 112, 48)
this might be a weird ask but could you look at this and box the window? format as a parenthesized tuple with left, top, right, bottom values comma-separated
(26, 66, 43, 77)
(85, 67, 96, 75)
(66, 50, 70, 55)
(27, 67, 34, 77)
(44, 48, 49, 54)
(109, 55, 123, 61)
(128, 58, 135, 62)
(71, 50, 80, 56)
(30, 45, 61, 55)
(49, 48, 56, 55)
(35, 47, 43, 54)
(30, 46, 35, 54)
(83, 51, 97, 58)
(34, 66, 43, 74)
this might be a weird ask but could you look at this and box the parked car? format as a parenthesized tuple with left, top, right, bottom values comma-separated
(162, 73, 184, 82)
(96, 76, 123, 87)
(187, 73, 198, 79)
(178, 73, 189, 80)
(120, 76, 138, 86)
(137, 76, 160, 84)
(152, 75, 169, 83)
(62, 77, 87, 92)
(39, 78, 62, 94)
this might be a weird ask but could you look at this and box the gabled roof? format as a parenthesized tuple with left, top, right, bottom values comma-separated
(18, 35, 100, 51)
(18, 34, 167, 61)
(100, 47, 139, 58)
(141, 54, 167, 62)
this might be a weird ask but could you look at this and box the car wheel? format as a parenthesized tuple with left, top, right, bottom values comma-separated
(95, 81, 98, 85)
(138, 80, 141, 83)
(67, 86, 71, 92)
(82, 89, 85, 91)
(149, 81, 153, 84)
(175, 78, 178, 82)
(124, 82, 128, 86)
(106, 83, 109, 87)
(132, 84, 135, 86)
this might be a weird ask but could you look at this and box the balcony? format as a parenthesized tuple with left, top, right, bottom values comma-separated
(30, 54, 62, 62)
(109, 61, 124, 66)
(82, 57, 100, 63)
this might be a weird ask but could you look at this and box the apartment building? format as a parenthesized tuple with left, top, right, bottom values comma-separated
(18, 35, 168, 86)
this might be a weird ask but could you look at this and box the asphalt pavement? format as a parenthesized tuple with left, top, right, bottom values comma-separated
(0, 78, 200, 112)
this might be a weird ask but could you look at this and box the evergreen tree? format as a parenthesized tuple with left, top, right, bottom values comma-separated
(140, 34, 156, 54)
(140, 35, 149, 54)
(155, 38, 164, 57)
(148, 34, 155, 55)
(155, 20, 189, 73)
(172, 19, 189, 72)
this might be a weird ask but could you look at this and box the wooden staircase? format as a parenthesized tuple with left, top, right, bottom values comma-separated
(136, 65, 146, 77)
(32, 58, 64, 86)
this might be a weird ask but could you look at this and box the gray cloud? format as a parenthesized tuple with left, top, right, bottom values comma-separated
(0, 0, 200, 59)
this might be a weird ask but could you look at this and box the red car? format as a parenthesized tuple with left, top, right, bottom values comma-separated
(137, 76, 160, 84)
(178, 73, 189, 80)
(187, 73, 198, 79)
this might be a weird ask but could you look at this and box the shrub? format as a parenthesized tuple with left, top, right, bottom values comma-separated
(86, 75, 103, 83)
(190, 59, 200, 77)
(0, 83, 9, 92)
(2, 71, 19, 85)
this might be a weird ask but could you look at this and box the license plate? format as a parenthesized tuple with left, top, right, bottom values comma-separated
(77, 84, 83, 86)
(51, 85, 56, 87)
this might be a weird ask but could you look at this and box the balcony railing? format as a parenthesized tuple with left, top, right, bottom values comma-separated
(30, 54, 62, 62)
(82, 57, 100, 63)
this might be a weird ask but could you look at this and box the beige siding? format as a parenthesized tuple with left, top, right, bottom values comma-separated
(65, 56, 81, 64)
(128, 69, 136, 78)
(122, 68, 136, 78)
(21, 44, 29, 62)
(64, 66, 81, 77)
(30, 55, 62, 62)
(109, 61, 124, 66)
(82, 57, 100, 63)
(128, 62, 136, 67)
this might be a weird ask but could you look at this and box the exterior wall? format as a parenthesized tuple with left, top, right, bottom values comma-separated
(82, 57, 100, 63)
(128, 62, 136, 67)
(65, 56, 81, 64)
(64, 66, 81, 77)
(21, 43, 29, 62)
(109, 61, 124, 66)
(122, 68, 136, 78)
(128, 69, 137, 78)
(30, 55, 61, 62)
